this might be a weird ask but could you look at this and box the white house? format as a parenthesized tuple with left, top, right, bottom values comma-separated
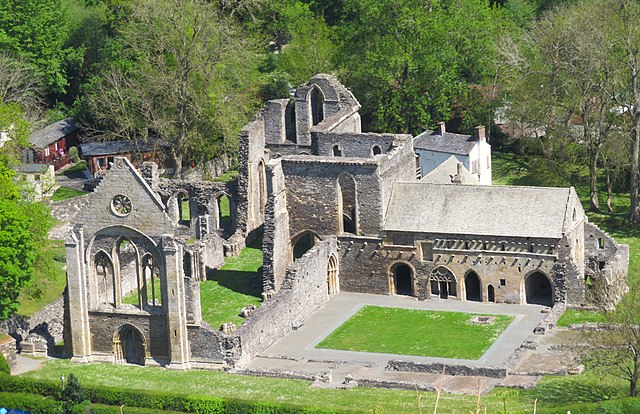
(413, 122, 492, 185)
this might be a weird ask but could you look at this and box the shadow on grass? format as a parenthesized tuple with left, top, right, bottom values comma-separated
(205, 269, 262, 299)
(526, 376, 623, 407)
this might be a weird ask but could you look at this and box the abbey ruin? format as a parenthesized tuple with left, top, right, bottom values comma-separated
(64, 75, 629, 369)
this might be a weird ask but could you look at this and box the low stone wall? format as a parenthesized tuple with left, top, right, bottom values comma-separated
(1, 298, 65, 356)
(0, 336, 17, 369)
(355, 378, 436, 392)
(230, 238, 337, 368)
(385, 360, 508, 379)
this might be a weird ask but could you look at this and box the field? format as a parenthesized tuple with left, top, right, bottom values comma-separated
(317, 306, 513, 359)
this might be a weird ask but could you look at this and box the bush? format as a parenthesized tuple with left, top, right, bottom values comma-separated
(0, 353, 10, 375)
(0, 375, 350, 413)
(0, 392, 63, 414)
(69, 146, 79, 163)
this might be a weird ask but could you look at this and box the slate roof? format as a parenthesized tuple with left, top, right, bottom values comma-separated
(79, 140, 160, 157)
(29, 118, 79, 148)
(413, 130, 477, 155)
(421, 156, 477, 185)
(384, 182, 573, 239)
(17, 163, 50, 174)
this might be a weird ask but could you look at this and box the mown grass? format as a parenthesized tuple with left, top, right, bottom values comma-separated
(557, 309, 607, 327)
(60, 160, 87, 178)
(199, 240, 263, 328)
(211, 169, 238, 183)
(20, 358, 632, 413)
(318, 306, 513, 359)
(51, 186, 87, 201)
(16, 240, 67, 316)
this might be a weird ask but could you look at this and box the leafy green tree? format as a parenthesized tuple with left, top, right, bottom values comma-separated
(336, 0, 504, 135)
(0, 100, 53, 320)
(0, 0, 71, 95)
(83, 0, 263, 177)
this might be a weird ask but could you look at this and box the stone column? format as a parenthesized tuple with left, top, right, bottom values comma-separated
(65, 231, 92, 363)
(162, 237, 191, 370)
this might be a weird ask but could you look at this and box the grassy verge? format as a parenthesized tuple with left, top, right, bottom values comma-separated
(557, 309, 607, 327)
(199, 241, 263, 328)
(20, 359, 632, 413)
(318, 306, 512, 359)
(51, 186, 87, 201)
(16, 240, 67, 316)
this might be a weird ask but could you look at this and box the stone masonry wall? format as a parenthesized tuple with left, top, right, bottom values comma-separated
(281, 157, 381, 238)
(313, 131, 404, 158)
(231, 238, 337, 368)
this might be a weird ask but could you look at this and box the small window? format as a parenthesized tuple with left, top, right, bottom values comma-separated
(573, 208, 577, 221)
(332, 145, 342, 157)
(421, 242, 433, 261)
(597, 238, 605, 249)
(372, 145, 382, 156)
(528, 244, 534, 253)
(471, 160, 479, 173)
(598, 261, 606, 270)
(44, 147, 50, 157)
(500, 279, 506, 286)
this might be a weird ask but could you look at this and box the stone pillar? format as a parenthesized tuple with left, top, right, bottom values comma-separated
(65, 231, 92, 363)
(162, 237, 191, 370)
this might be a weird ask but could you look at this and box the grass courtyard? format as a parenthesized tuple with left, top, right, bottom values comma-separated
(199, 240, 263, 328)
(317, 306, 513, 359)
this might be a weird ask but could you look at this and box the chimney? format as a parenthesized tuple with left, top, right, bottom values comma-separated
(474, 125, 486, 142)
(437, 122, 446, 135)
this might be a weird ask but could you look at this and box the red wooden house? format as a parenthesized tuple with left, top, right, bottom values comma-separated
(27, 118, 80, 170)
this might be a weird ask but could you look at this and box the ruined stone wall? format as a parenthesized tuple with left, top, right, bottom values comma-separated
(237, 115, 267, 241)
(583, 222, 629, 307)
(262, 159, 292, 291)
(187, 324, 225, 363)
(266, 143, 313, 157)
(232, 238, 337, 368)
(75, 158, 174, 243)
(313, 131, 404, 158)
(88, 312, 168, 360)
(281, 157, 382, 238)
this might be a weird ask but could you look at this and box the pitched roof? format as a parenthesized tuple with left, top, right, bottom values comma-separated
(79, 140, 161, 157)
(421, 156, 477, 185)
(29, 118, 79, 148)
(17, 163, 50, 174)
(384, 182, 573, 239)
(413, 129, 477, 155)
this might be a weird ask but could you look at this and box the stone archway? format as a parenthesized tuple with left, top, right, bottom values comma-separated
(327, 254, 339, 295)
(429, 267, 457, 299)
(525, 271, 553, 306)
(114, 325, 146, 366)
(391, 263, 414, 296)
(465, 271, 481, 302)
(292, 231, 320, 260)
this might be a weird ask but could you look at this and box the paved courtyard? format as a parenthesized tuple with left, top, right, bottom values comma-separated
(244, 292, 551, 393)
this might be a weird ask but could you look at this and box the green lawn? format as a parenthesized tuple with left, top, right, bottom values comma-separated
(51, 186, 87, 201)
(16, 240, 67, 316)
(557, 309, 607, 327)
(317, 306, 513, 359)
(20, 358, 631, 414)
(60, 160, 87, 178)
(199, 240, 263, 328)
(212, 169, 238, 182)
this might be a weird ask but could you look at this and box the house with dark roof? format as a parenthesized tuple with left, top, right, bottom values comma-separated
(414, 122, 492, 185)
(79, 140, 168, 177)
(27, 118, 80, 170)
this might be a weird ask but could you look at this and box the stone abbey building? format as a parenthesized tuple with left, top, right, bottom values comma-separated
(64, 75, 629, 369)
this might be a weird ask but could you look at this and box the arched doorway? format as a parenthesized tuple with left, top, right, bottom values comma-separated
(525, 272, 553, 306)
(114, 325, 145, 366)
(465, 271, 481, 302)
(292, 231, 319, 260)
(392, 263, 413, 296)
(488, 285, 495, 302)
(327, 254, 339, 295)
(310, 86, 324, 126)
(429, 267, 457, 299)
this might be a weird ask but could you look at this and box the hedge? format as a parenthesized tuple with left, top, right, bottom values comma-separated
(0, 392, 63, 414)
(0, 375, 355, 413)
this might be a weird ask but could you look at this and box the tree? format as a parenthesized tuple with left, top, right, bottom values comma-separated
(83, 0, 263, 177)
(0, 100, 52, 320)
(500, 0, 619, 211)
(0, 0, 71, 95)
(0, 53, 45, 125)
(336, 0, 504, 135)
(585, 286, 640, 397)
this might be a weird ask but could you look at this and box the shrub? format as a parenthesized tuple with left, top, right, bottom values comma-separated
(0, 392, 63, 414)
(69, 146, 79, 163)
(0, 353, 10, 375)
